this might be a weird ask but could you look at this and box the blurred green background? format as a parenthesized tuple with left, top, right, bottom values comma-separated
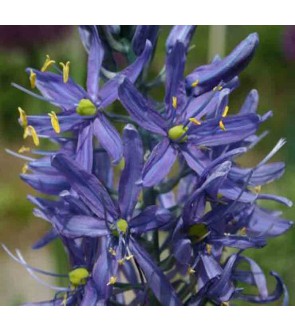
(0, 26, 294, 305)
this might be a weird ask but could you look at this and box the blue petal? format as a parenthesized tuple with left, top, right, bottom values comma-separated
(142, 139, 178, 187)
(132, 25, 160, 55)
(51, 153, 119, 220)
(118, 78, 167, 135)
(129, 238, 181, 306)
(118, 124, 143, 219)
(75, 123, 94, 172)
(86, 26, 104, 101)
(166, 25, 196, 52)
(186, 33, 259, 95)
(93, 113, 123, 165)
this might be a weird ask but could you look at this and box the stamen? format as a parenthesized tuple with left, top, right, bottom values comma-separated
(191, 79, 199, 87)
(187, 266, 196, 275)
(125, 254, 134, 261)
(206, 244, 212, 255)
(239, 227, 247, 236)
(219, 120, 226, 131)
(172, 96, 178, 109)
(59, 61, 70, 83)
(189, 117, 201, 126)
(213, 85, 223, 91)
(221, 301, 230, 306)
(107, 276, 117, 286)
(222, 105, 229, 117)
(18, 146, 31, 154)
(23, 126, 40, 146)
(253, 185, 262, 194)
(22, 163, 29, 174)
(29, 70, 36, 89)
(18, 107, 28, 127)
(108, 248, 116, 256)
(118, 259, 125, 265)
(48, 111, 61, 133)
(41, 54, 55, 72)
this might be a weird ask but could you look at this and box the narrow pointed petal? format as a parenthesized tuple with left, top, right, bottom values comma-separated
(186, 33, 259, 95)
(32, 229, 58, 249)
(99, 40, 152, 108)
(60, 215, 108, 238)
(51, 153, 119, 220)
(142, 139, 178, 187)
(165, 41, 186, 119)
(188, 113, 260, 146)
(87, 26, 104, 101)
(75, 123, 93, 172)
(81, 280, 99, 306)
(118, 124, 143, 219)
(93, 113, 123, 165)
(26, 68, 86, 109)
(20, 173, 69, 195)
(129, 238, 181, 306)
(166, 25, 196, 52)
(239, 89, 259, 114)
(132, 25, 160, 55)
(130, 206, 171, 234)
(118, 78, 167, 135)
(209, 235, 266, 249)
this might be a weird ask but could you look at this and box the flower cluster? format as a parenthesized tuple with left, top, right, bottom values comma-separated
(5, 25, 292, 306)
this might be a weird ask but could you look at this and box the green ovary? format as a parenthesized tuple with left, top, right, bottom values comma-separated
(116, 218, 128, 234)
(76, 99, 97, 116)
(168, 125, 188, 142)
(68, 267, 89, 286)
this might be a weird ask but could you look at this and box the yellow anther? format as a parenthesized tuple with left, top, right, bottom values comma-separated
(107, 276, 117, 286)
(189, 117, 201, 126)
(191, 79, 199, 88)
(41, 54, 55, 72)
(219, 120, 226, 131)
(222, 106, 229, 117)
(217, 193, 223, 199)
(118, 259, 125, 265)
(172, 96, 178, 109)
(125, 255, 134, 261)
(22, 163, 29, 174)
(48, 111, 61, 134)
(213, 85, 223, 91)
(239, 227, 247, 236)
(187, 266, 196, 275)
(69, 267, 89, 287)
(62, 293, 68, 306)
(108, 248, 116, 256)
(18, 107, 28, 127)
(253, 185, 262, 194)
(23, 125, 40, 146)
(221, 301, 230, 306)
(224, 232, 231, 236)
(29, 69, 36, 89)
(18, 146, 31, 154)
(59, 61, 70, 83)
(206, 244, 212, 255)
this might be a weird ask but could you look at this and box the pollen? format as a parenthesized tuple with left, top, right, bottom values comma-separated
(22, 163, 29, 174)
(172, 96, 178, 109)
(108, 248, 116, 256)
(41, 54, 55, 72)
(59, 61, 70, 83)
(125, 254, 134, 261)
(69, 267, 89, 287)
(219, 120, 226, 131)
(18, 107, 28, 127)
(189, 117, 201, 126)
(222, 106, 229, 117)
(116, 218, 128, 234)
(206, 244, 212, 255)
(168, 125, 188, 142)
(29, 70, 36, 89)
(213, 85, 223, 91)
(23, 125, 40, 146)
(187, 266, 196, 275)
(107, 276, 117, 286)
(191, 79, 199, 88)
(48, 111, 61, 133)
(76, 99, 97, 116)
(18, 146, 31, 153)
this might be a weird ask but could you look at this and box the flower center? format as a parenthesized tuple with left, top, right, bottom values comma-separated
(68, 267, 89, 286)
(168, 125, 188, 142)
(116, 218, 128, 234)
(188, 224, 209, 243)
(76, 99, 97, 116)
